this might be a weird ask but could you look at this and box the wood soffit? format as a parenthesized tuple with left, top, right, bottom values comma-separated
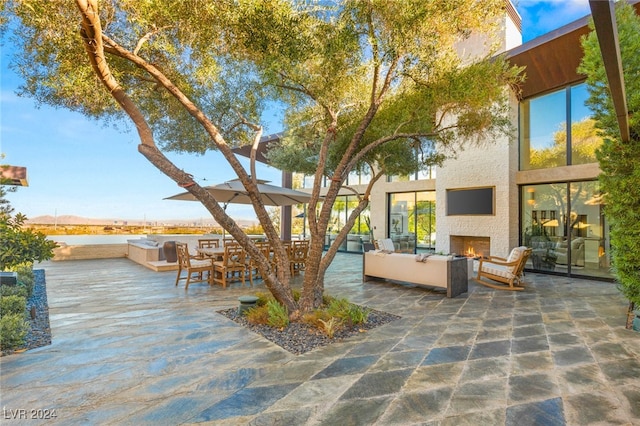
(507, 1, 639, 101)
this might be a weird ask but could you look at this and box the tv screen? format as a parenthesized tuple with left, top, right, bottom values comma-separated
(446, 187, 494, 215)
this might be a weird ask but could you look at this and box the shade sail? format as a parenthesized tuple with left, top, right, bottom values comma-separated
(164, 179, 313, 206)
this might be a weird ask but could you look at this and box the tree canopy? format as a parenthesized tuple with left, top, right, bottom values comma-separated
(1, 0, 523, 316)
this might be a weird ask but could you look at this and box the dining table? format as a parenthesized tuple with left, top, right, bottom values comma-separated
(196, 247, 225, 261)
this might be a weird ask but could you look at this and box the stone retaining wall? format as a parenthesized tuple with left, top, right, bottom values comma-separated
(52, 244, 128, 261)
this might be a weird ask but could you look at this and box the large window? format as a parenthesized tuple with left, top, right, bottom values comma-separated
(324, 195, 371, 253)
(520, 83, 603, 170)
(388, 166, 436, 182)
(389, 191, 436, 253)
(521, 181, 611, 279)
(301, 169, 371, 189)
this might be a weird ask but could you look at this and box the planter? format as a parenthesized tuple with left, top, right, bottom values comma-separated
(163, 241, 177, 263)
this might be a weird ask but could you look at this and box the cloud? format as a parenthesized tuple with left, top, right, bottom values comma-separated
(516, 0, 591, 41)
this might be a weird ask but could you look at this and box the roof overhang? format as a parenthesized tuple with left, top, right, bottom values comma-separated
(506, 17, 591, 99)
(1, 166, 28, 186)
(506, 0, 639, 103)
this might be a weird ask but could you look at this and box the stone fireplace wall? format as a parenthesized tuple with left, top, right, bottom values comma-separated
(434, 95, 520, 258)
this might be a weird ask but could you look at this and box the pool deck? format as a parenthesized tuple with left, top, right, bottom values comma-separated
(1, 253, 638, 425)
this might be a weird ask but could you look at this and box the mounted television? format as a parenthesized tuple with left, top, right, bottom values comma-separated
(446, 187, 494, 216)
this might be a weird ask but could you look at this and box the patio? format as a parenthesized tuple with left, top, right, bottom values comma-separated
(1, 253, 638, 425)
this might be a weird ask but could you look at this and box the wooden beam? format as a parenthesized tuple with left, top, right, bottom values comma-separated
(589, 0, 630, 142)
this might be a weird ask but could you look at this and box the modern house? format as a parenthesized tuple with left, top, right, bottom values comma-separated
(237, 1, 638, 282)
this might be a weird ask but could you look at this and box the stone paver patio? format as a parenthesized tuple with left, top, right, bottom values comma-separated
(1, 253, 639, 425)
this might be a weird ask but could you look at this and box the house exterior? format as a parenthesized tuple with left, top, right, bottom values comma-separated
(238, 1, 638, 282)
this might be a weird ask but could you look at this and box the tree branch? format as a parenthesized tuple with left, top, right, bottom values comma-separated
(133, 26, 172, 56)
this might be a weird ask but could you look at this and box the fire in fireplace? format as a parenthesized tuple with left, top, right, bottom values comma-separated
(450, 236, 490, 258)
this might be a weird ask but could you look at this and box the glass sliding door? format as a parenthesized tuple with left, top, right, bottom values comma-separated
(416, 191, 436, 252)
(521, 181, 611, 279)
(568, 181, 610, 278)
(389, 191, 435, 254)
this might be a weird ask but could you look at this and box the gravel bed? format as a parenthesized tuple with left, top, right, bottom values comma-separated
(1, 269, 52, 357)
(218, 306, 401, 355)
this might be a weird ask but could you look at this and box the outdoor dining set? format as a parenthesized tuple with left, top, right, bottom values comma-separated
(175, 238, 310, 290)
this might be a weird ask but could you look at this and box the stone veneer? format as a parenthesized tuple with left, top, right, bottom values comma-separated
(53, 244, 128, 261)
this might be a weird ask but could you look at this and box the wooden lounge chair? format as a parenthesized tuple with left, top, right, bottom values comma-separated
(475, 246, 532, 291)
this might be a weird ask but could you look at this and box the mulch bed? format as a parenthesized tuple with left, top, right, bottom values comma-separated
(218, 307, 401, 355)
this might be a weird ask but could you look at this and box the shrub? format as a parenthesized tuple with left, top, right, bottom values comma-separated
(245, 305, 270, 325)
(326, 298, 370, 326)
(0, 313, 28, 350)
(254, 292, 272, 307)
(14, 264, 34, 297)
(348, 304, 370, 325)
(0, 295, 27, 318)
(266, 300, 289, 328)
(318, 317, 341, 339)
(0, 212, 57, 270)
(0, 285, 28, 299)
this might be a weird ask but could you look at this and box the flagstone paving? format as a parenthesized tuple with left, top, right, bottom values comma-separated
(1, 254, 639, 425)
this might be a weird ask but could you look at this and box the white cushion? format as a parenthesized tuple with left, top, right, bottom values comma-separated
(377, 238, 396, 252)
(505, 246, 527, 272)
(481, 263, 514, 279)
(191, 259, 212, 268)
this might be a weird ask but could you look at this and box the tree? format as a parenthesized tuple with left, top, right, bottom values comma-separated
(529, 118, 601, 169)
(579, 2, 640, 307)
(1, 0, 522, 317)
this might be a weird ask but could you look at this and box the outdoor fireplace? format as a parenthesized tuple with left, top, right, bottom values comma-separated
(450, 236, 490, 258)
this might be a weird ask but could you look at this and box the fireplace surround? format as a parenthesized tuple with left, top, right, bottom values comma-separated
(450, 236, 490, 258)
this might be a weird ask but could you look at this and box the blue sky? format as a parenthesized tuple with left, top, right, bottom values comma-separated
(1, 1, 592, 223)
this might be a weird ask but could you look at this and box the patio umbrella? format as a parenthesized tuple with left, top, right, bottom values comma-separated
(164, 179, 313, 206)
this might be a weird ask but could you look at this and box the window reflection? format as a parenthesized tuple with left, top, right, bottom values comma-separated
(521, 182, 611, 279)
(570, 85, 601, 165)
(520, 90, 566, 170)
(520, 83, 602, 170)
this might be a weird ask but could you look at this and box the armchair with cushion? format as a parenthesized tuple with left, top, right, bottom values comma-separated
(551, 238, 585, 266)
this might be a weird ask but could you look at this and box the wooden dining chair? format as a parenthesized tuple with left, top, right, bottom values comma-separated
(196, 239, 220, 259)
(198, 238, 220, 249)
(175, 242, 213, 290)
(289, 240, 310, 276)
(246, 241, 272, 285)
(213, 243, 247, 288)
